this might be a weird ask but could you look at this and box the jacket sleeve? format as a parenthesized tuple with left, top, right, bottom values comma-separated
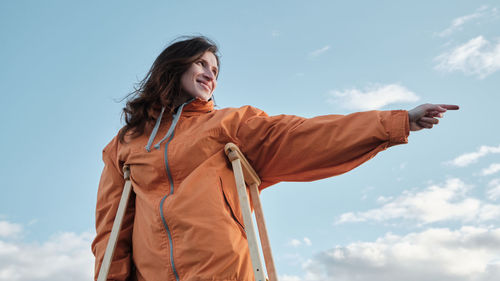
(235, 107, 409, 189)
(91, 136, 135, 281)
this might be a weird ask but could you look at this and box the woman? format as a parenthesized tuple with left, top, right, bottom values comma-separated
(92, 36, 458, 281)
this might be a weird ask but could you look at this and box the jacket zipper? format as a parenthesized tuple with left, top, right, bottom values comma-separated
(159, 101, 192, 281)
(160, 128, 180, 281)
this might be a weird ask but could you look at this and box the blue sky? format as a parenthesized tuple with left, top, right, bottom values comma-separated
(1, 1, 499, 280)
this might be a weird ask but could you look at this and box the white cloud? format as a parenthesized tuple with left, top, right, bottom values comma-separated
(292, 226, 500, 281)
(309, 45, 331, 58)
(290, 239, 302, 247)
(376, 196, 394, 204)
(304, 237, 312, 246)
(482, 163, 500, 176)
(336, 212, 365, 224)
(448, 145, 500, 167)
(328, 83, 420, 111)
(437, 14, 479, 37)
(289, 237, 313, 247)
(435, 36, 500, 78)
(436, 6, 495, 37)
(335, 178, 500, 225)
(487, 179, 500, 200)
(0, 221, 22, 238)
(0, 220, 94, 281)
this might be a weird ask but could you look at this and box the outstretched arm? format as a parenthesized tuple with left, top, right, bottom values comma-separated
(408, 104, 459, 131)
(233, 107, 409, 188)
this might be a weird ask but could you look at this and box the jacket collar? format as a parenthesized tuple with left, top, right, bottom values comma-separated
(182, 98, 214, 116)
(144, 98, 214, 152)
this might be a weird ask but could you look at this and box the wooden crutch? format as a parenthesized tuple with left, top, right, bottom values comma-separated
(96, 165, 133, 281)
(224, 143, 278, 281)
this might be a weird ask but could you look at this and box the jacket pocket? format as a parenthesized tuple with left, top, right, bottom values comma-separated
(219, 176, 246, 233)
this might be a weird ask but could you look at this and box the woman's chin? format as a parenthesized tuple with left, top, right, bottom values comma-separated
(192, 92, 212, 101)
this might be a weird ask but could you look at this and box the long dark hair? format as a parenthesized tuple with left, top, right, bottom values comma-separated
(118, 36, 220, 142)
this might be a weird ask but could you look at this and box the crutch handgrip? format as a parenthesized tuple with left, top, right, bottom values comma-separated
(225, 143, 261, 186)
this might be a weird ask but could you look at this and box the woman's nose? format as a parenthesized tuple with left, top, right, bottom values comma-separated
(203, 69, 215, 80)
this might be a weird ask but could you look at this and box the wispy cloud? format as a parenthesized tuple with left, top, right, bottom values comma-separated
(434, 36, 500, 79)
(294, 226, 500, 281)
(335, 178, 500, 225)
(308, 45, 331, 58)
(328, 83, 420, 111)
(289, 237, 312, 247)
(488, 179, 500, 201)
(304, 237, 312, 246)
(448, 145, 500, 167)
(436, 6, 496, 37)
(0, 220, 94, 281)
(482, 163, 500, 176)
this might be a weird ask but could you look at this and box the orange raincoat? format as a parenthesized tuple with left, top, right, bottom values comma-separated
(92, 98, 409, 281)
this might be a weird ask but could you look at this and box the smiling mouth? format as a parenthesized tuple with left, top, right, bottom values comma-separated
(198, 81, 211, 91)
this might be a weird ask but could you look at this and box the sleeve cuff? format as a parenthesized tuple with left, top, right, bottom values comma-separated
(388, 110, 409, 147)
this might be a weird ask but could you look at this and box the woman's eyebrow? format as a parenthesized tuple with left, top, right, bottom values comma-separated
(199, 57, 218, 74)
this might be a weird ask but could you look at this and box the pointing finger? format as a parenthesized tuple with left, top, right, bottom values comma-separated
(437, 104, 460, 110)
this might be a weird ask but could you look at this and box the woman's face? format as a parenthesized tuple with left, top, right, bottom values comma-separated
(180, 51, 218, 101)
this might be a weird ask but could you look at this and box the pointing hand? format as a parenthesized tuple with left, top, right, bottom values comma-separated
(408, 104, 459, 132)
